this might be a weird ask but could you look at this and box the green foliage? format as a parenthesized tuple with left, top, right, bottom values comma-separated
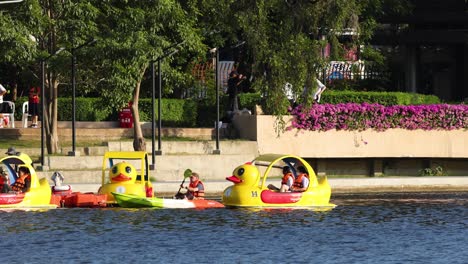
(238, 92, 262, 112)
(322, 91, 441, 105)
(228, 0, 385, 114)
(419, 165, 447, 176)
(92, 0, 206, 110)
(12, 90, 441, 127)
(57, 98, 112, 122)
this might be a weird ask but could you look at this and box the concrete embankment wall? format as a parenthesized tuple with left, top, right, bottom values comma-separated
(232, 115, 468, 176)
(2, 120, 467, 193)
(32, 140, 259, 184)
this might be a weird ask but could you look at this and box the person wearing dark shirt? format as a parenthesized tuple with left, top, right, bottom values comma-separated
(227, 70, 246, 112)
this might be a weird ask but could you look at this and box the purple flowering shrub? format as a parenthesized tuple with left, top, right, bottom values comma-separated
(287, 103, 468, 131)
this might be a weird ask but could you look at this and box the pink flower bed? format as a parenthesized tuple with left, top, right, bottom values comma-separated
(287, 103, 468, 131)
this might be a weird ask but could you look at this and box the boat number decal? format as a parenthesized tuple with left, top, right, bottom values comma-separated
(251, 191, 258, 197)
(116, 186, 126, 193)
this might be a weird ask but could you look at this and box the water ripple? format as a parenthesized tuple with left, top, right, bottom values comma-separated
(0, 192, 467, 264)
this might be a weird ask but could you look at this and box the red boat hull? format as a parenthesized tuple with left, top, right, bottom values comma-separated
(0, 193, 26, 205)
(51, 192, 107, 208)
(260, 190, 302, 204)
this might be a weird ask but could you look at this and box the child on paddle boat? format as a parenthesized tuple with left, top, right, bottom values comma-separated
(267, 166, 295, 192)
(179, 172, 205, 200)
(0, 166, 12, 193)
(291, 166, 309, 192)
(11, 166, 31, 193)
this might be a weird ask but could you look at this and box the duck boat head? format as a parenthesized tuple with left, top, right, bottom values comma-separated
(98, 151, 153, 205)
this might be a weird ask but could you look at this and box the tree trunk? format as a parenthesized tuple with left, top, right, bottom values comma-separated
(44, 71, 60, 154)
(132, 68, 146, 151)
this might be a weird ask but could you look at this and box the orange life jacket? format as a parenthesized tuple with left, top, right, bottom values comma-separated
(189, 180, 205, 199)
(11, 177, 25, 192)
(293, 173, 309, 189)
(281, 173, 294, 185)
(11, 176, 30, 192)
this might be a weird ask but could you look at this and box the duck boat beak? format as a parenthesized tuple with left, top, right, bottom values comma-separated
(111, 174, 132, 182)
(226, 175, 242, 184)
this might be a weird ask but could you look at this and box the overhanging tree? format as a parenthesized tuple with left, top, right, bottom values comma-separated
(93, 0, 205, 151)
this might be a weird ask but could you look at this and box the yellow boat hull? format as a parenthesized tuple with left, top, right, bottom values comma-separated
(222, 154, 336, 209)
(98, 183, 147, 204)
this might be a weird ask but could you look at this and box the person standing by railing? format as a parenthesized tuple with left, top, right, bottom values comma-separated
(28, 86, 40, 128)
(227, 70, 246, 113)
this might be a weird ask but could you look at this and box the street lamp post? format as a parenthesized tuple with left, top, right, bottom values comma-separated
(40, 47, 65, 169)
(40, 60, 45, 167)
(150, 43, 182, 169)
(212, 48, 221, 155)
(69, 38, 96, 156)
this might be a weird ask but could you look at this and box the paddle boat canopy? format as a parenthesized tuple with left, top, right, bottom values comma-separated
(0, 153, 56, 209)
(98, 151, 153, 205)
(222, 154, 336, 209)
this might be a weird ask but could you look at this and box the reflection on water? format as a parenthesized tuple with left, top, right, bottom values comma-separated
(0, 192, 467, 264)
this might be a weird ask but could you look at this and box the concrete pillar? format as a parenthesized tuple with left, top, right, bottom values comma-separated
(315, 159, 327, 176)
(405, 45, 418, 93)
(370, 159, 384, 177)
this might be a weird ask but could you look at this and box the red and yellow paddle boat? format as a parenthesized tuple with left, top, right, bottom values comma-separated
(0, 153, 56, 210)
(222, 154, 336, 209)
(98, 151, 153, 205)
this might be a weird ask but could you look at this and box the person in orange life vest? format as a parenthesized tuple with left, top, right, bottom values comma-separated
(11, 166, 31, 193)
(0, 166, 12, 193)
(180, 172, 205, 200)
(28, 86, 40, 128)
(268, 166, 295, 192)
(279, 166, 295, 192)
(291, 166, 309, 192)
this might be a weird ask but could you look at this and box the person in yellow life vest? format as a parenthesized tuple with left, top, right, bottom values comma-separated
(11, 166, 31, 193)
(181, 172, 205, 200)
(268, 166, 295, 192)
(291, 166, 309, 192)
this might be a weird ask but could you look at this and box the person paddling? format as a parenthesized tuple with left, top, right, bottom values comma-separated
(180, 172, 205, 200)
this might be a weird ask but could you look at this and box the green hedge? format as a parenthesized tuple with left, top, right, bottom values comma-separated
(320, 91, 440, 105)
(12, 91, 440, 127)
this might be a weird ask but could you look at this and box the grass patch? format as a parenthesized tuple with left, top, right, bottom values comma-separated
(0, 139, 107, 149)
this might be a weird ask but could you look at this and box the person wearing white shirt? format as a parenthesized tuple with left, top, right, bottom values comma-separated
(313, 79, 327, 103)
(0, 84, 7, 112)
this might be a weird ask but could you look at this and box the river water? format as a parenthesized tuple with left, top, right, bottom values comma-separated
(1, 192, 467, 264)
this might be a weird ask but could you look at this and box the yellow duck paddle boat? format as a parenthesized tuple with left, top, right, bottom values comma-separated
(0, 153, 56, 210)
(222, 154, 336, 209)
(98, 151, 153, 205)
